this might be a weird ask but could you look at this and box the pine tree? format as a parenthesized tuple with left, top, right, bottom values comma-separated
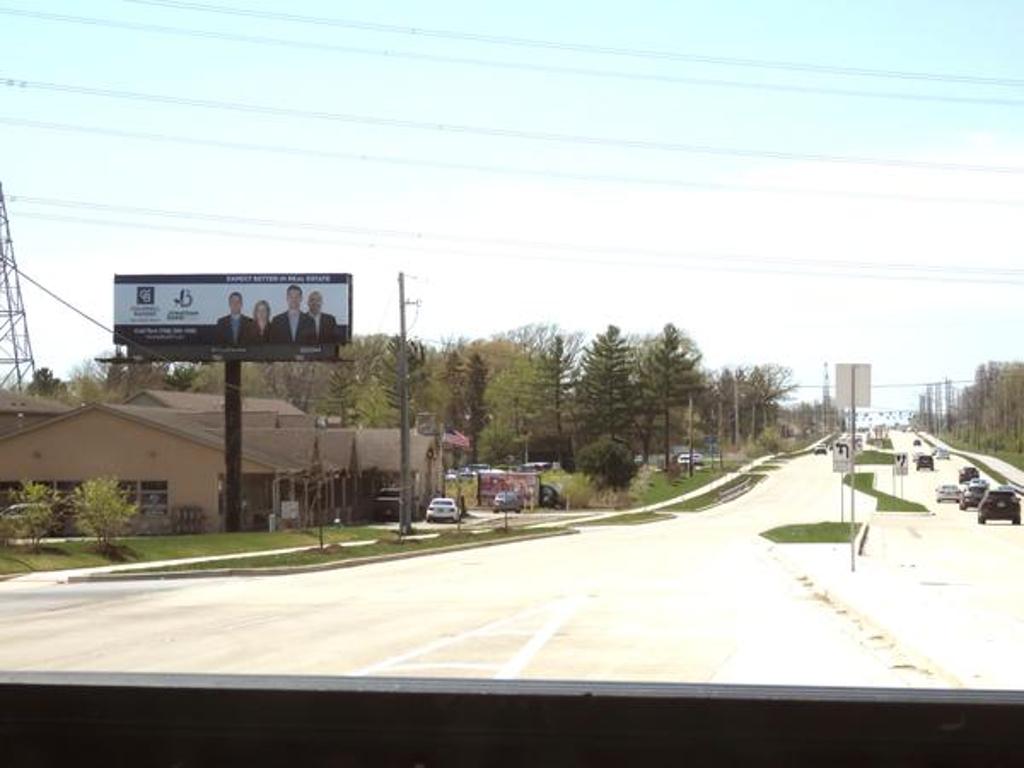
(465, 352, 489, 462)
(441, 349, 467, 429)
(578, 325, 634, 441)
(649, 324, 701, 464)
(540, 334, 580, 463)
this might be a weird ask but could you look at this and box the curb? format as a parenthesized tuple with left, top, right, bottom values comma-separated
(572, 512, 676, 528)
(68, 528, 577, 583)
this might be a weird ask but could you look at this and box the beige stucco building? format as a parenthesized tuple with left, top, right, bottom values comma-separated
(0, 391, 439, 534)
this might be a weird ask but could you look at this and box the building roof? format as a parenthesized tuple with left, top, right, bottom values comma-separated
(0, 391, 72, 414)
(355, 429, 434, 474)
(124, 389, 305, 416)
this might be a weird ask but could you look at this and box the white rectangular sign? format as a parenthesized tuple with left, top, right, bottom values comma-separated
(893, 452, 909, 476)
(833, 441, 852, 473)
(836, 363, 871, 409)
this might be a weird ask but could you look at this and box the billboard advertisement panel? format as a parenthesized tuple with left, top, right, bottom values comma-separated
(113, 274, 351, 361)
(477, 472, 540, 508)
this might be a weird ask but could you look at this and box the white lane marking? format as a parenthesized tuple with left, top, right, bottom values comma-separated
(494, 597, 582, 680)
(349, 599, 568, 677)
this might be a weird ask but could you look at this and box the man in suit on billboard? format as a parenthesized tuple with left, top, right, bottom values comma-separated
(306, 290, 340, 343)
(215, 291, 255, 346)
(270, 284, 316, 344)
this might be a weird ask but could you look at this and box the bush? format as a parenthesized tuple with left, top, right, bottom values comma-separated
(577, 438, 637, 489)
(0, 515, 17, 547)
(756, 427, 784, 454)
(73, 477, 138, 551)
(629, 465, 656, 502)
(15, 481, 56, 551)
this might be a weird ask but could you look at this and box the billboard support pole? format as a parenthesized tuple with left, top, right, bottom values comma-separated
(398, 272, 412, 537)
(224, 360, 242, 533)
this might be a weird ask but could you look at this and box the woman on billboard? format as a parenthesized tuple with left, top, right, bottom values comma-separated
(246, 300, 272, 343)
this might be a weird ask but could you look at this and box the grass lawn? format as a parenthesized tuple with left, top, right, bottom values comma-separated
(755, 463, 783, 471)
(761, 521, 862, 544)
(574, 511, 673, 527)
(881, 438, 894, 450)
(134, 528, 564, 573)
(844, 473, 928, 512)
(0, 527, 382, 576)
(937, 436, 1016, 484)
(665, 473, 766, 512)
(855, 450, 894, 465)
(949, 453, 1010, 485)
(639, 467, 735, 506)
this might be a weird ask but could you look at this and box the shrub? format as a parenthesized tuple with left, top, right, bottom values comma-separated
(577, 438, 637, 489)
(14, 481, 56, 551)
(629, 465, 656, 502)
(0, 515, 17, 547)
(73, 477, 138, 552)
(756, 427, 784, 454)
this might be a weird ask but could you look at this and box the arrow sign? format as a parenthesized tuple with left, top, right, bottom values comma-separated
(833, 441, 852, 473)
(894, 452, 909, 476)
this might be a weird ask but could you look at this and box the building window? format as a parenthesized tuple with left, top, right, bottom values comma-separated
(117, 481, 139, 506)
(140, 481, 168, 516)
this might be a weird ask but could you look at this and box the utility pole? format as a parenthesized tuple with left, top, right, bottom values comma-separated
(398, 272, 412, 536)
(224, 360, 242, 532)
(687, 391, 695, 478)
(733, 372, 739, 446)
(0, 182, 35, 390)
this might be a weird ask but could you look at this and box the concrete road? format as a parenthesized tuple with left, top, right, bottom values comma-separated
(0, 453, 932, 687)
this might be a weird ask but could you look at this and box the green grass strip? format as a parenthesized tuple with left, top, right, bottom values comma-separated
(855, 450, 894, 465)
(843, 472, 928, 512)
(665, 473, 766, 512)
(761, 521, 862, 544)
(948, 452, 1009, 485)
(881, 438, 894, 450)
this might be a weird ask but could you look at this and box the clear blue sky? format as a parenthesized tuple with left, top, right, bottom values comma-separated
(3, 0, 1023, 408)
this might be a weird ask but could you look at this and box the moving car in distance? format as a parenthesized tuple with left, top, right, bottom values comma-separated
(935, 484, 961, 504)
(912, 438, 922, 447)
(977, 486, 1021, 526)
(958, 466, 980, 484)
(915, 454, 935, 471)
(813, 445, 828, 455)
(960, 483, 987, 511)
(425, 497, 461, 524)
(934, 447, 950, 460)
(493, 491, 523, 514)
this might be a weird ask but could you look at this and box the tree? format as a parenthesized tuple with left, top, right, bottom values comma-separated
(73, 477, 138, 552)
(485, 357, 543, 462)
(630, 339, 660, 463)
(577, 437, 637, 489)
(465, 353, 489, 462)
(441, 349, 468, 430)
(578, 325, 634, 440)
(323, 366, 359, 426)
(163, 364, 200, 392)
(13, 481, 56, 551)
(649, 324, 702, 465)
(539, 333, 582, 464)
(26, 367, 66, 399)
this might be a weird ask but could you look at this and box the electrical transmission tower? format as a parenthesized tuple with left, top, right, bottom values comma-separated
(0, 183, 35, 390)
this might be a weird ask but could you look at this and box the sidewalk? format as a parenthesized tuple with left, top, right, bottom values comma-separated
(771, 541, 1024, 689)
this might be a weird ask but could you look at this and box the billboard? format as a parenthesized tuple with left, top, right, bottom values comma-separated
(477, 472, 540, 508)
(113, 274, 351, 361)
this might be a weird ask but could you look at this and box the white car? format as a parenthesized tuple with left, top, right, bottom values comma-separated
(425, 497, 461, 523)
(934, 448, 950, 460)
(935, 484, 961, 503)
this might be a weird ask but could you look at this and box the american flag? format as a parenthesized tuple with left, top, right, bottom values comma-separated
(442, 428, 471, 450)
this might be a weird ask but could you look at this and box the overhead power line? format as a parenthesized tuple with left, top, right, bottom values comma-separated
(11, 206, 1024, 288)
(128, 0, 1024, 89)
(5, 116, 1024, 208)
(6, 78, 1024, 175)
(3, 7, 1024, 108)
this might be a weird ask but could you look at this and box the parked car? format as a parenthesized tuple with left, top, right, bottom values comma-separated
(959, 484, 987, 511)
(493, 491, 523, 514)
(425, 497, 461, 524)
(538, 484, 564, 509)
(464, 463, 491, 475)
(915, 454, 935, 471)
(676, 451, 704, 467)
(519, 462, 553, 473)
(977, 487, 1021, 525)
(372, 487, 401, 522)
(444, 470, 458, 482)
(934, 448, 950, 460)
(935, 484, 961, 504)
(958, 467, 980, 484)
(813, 445, 828, 456)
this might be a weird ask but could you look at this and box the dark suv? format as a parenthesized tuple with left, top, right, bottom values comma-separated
(977, 487, 1021, 525)
(915, 454, 935, 471)
(960, 484, 987, 511)
(958, 467, 980, 484)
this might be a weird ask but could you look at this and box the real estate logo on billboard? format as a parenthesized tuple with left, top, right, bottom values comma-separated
(114, 273, 352, 361)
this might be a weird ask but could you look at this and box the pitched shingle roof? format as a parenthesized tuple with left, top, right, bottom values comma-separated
(124, 389, 305, 415)
(0, 392, 72, 414)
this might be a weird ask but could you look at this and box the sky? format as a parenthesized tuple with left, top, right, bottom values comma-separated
(2, 0, 1023, 410)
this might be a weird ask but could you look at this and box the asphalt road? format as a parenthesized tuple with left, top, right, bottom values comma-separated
(0, 452, 935, 687)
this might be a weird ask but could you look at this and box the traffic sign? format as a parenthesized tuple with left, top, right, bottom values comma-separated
(894, 452, 909, 476)
(833, 441, 852, 473)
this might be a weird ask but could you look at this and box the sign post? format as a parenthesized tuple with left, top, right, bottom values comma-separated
(836, 364, 871, 573)
(894, 452, 908, 499)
